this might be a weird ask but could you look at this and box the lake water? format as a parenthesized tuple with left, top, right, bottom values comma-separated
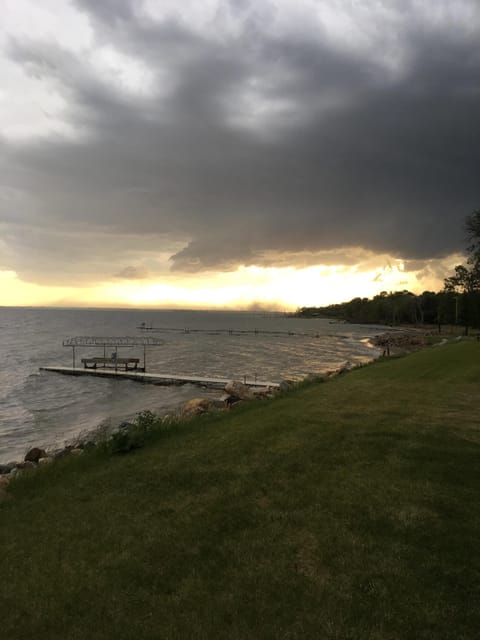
(0, 307, 384, 462)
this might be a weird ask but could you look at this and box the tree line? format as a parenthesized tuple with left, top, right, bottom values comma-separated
(298, 210, 480, 332)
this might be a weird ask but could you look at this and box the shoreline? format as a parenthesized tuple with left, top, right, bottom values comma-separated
(0, 327, 423, 480)
(0, 354, 370, 479)
(1, 328, 423, 470)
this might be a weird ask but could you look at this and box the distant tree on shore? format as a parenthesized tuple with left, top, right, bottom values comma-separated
(298, 211, 480, 331)
(297, 289, 458, 328)
(443, 210, 480, 333)
(297, 290, 455, 325)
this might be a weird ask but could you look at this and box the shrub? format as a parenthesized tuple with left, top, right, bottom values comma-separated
(107, 410, 159, 455)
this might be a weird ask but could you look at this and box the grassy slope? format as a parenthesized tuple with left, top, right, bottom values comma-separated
(1, 342, 479, 640)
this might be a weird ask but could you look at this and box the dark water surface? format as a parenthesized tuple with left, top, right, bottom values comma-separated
(0, 307, 383, 462)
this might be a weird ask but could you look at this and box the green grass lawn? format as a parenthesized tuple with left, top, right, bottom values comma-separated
(1, 342, 479, 639)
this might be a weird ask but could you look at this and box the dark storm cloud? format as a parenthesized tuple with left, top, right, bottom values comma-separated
(1, 0, 479, 284)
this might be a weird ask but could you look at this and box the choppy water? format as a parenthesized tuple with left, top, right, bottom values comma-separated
(0, 307, 384, 462)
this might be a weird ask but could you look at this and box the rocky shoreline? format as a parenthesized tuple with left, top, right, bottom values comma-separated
(371, 329, 427, 355)
(0, 370, 346, 498)
(1, 333, 426, 498)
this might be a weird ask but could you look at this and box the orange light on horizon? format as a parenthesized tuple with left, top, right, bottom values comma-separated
(0, 256, 458, 309)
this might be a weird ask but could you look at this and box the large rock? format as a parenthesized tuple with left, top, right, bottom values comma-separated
(183, 397, 228, 416)
(337, 361, 353, 375)
(16, 460, 36, 470)
(24, 447, 47, 464)
(182, 396, 228, 416)
(0, 463, 15, 475)
(278, 380, 295, 393)
(251, 386, 275, 398)
(81, 441, 97, 451)
(183, 398, 212, 416)
(38, 456, 53, 466)
(303, 373, 325, 383)
(209, 398, 229, 409)
(52, 446, 73, 458)
(118, 421, 135, 431)
(224, 380, 254, 400)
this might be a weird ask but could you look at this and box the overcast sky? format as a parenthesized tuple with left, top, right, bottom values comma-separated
(1, 0, 479, 305)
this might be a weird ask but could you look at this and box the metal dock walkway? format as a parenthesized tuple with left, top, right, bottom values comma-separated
(39, 366, 279, 390)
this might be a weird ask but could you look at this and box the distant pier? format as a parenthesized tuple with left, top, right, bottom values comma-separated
(137, 324, 320, 338)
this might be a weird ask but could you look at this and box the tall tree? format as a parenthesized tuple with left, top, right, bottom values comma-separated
(444, 210, 480, 332)
(466, 210, 480, 266)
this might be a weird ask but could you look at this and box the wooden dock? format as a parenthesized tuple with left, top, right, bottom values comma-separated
(39, 366, 279, 390)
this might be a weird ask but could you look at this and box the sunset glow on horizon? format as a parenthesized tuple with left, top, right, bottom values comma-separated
(0, 253, 463, 310)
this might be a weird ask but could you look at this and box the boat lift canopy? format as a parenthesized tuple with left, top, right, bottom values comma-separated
(63, 336, 164, 371)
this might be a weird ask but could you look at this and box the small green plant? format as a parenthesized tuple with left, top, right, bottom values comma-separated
(136, 409, 158, 431)
(107, 410, 158, 454)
